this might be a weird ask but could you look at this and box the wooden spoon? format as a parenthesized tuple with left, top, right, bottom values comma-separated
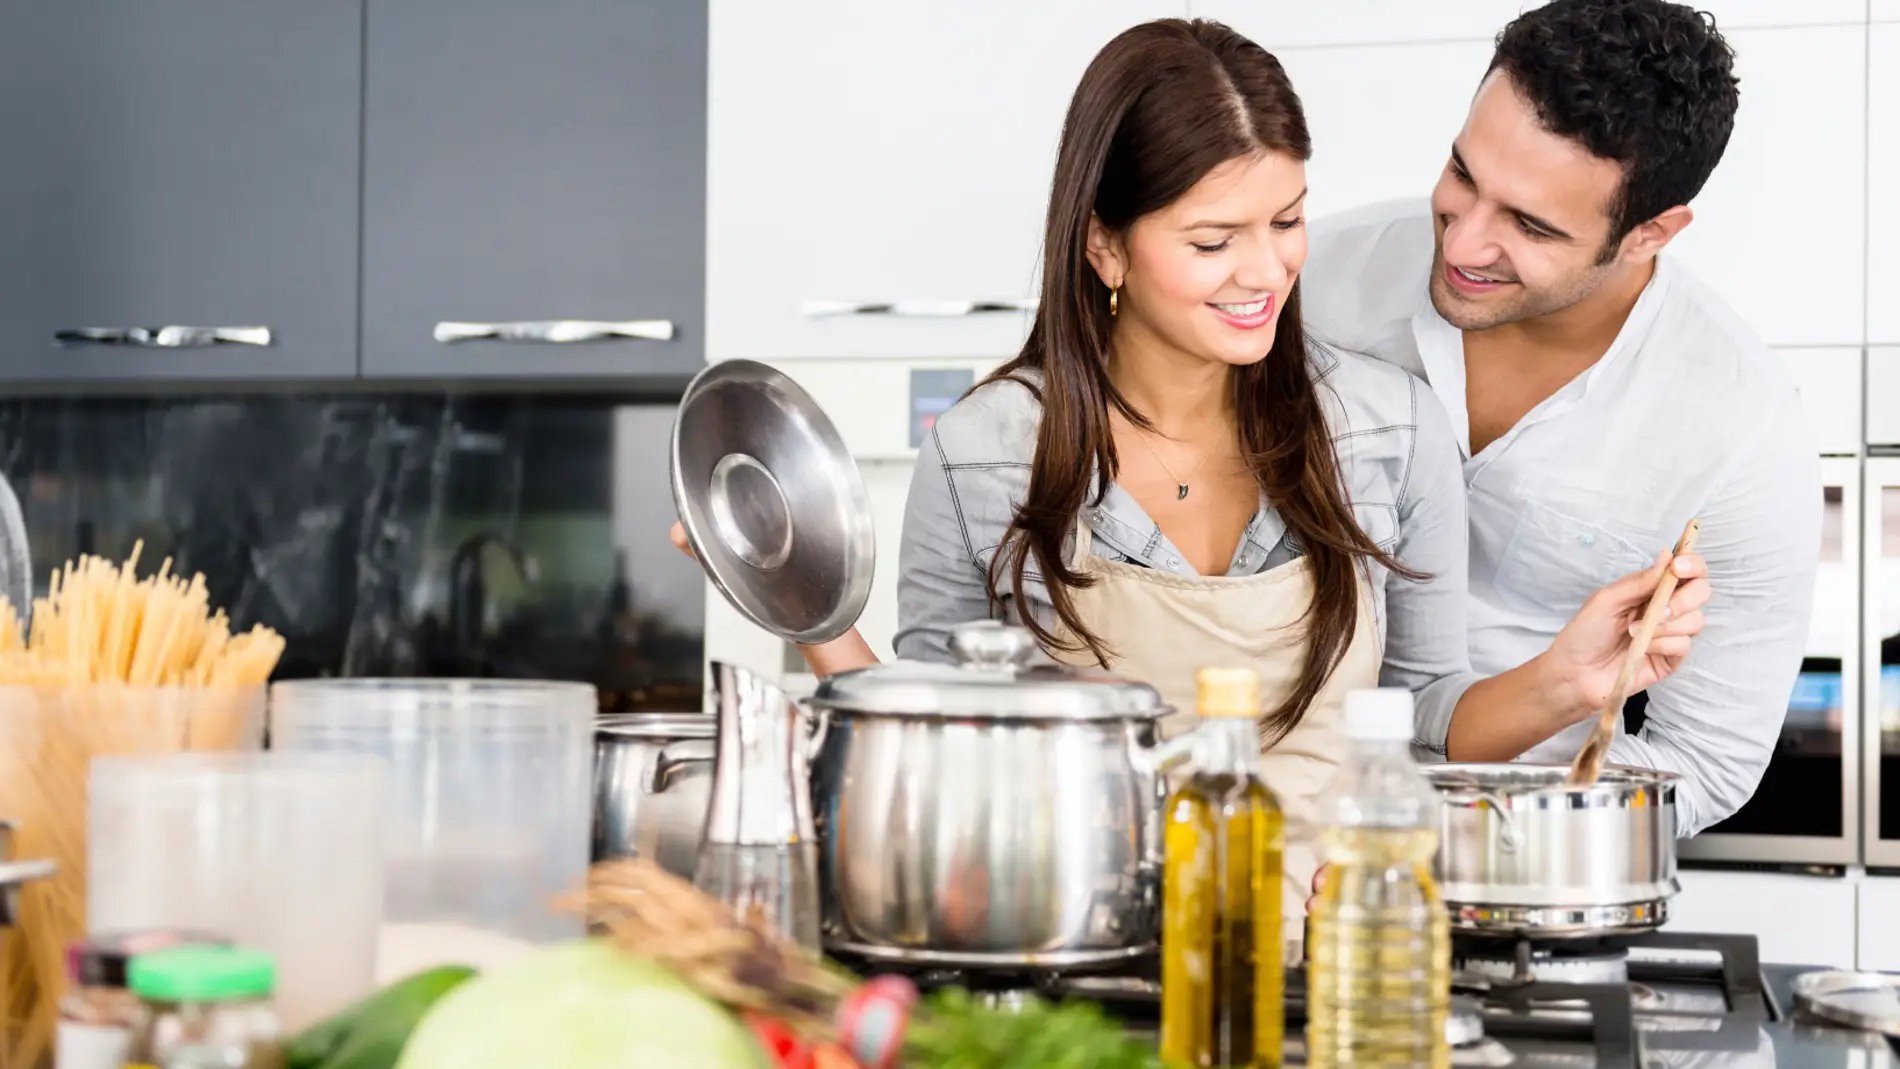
(1564, 517, 1702, 788)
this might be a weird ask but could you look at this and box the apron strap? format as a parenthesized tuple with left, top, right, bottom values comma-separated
(1071, 514, 1095, 570)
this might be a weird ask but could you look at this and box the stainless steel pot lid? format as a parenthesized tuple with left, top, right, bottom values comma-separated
(809, 621, 1166, 721)
(1792, 970, 1900, 1035)
(596, 713, 717, 739)
(671, 360, 875, 646)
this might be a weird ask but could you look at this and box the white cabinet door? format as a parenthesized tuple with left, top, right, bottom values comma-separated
(1665, 25, 1865, 347)
(1187, 0, 1860, 50)
(1872, 25, 1900, 345)
(1778, 347, 1863, 456)
(1671, 869, 1857, 967)
(1269, 41, 1494, 219)
(1187, 1, 1525, 49)
(1878, 1, 1900, 22)
(707, 1, 1182, 364)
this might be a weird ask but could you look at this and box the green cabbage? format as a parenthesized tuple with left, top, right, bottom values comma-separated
(394, 940, 768, 1069)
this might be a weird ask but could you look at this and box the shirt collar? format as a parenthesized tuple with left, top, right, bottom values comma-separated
(1408, 253, 1679, 457)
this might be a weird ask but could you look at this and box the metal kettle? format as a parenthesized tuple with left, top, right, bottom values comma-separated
(691, 661, 824, 950)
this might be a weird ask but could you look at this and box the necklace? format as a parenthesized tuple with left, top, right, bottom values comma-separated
(1132, 429, 1209, 500)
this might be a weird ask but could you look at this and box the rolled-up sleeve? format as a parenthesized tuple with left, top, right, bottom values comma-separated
(1381, 375, 1483, 753)
(1607, 398, 1822, 836)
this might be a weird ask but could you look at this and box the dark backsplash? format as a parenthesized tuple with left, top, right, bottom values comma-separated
(0, 391, 704, 712)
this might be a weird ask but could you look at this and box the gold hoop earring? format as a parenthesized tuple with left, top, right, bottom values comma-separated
(1110, 286, 1120, 318)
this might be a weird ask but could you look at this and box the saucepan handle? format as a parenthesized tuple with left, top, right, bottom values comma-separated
(1465, 790, 1523, 852)
(647, 738, 716, 794)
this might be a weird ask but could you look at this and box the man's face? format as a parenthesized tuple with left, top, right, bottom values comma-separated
(1428, 71, 1629, 331)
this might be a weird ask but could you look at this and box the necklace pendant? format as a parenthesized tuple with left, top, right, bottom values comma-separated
(1177, 483, 1189, 501)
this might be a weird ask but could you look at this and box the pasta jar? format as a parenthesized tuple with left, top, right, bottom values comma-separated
(58, 931, 231, 1069)
(126, 945, 283, 1069)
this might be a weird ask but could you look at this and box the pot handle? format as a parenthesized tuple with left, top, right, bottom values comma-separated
(647, 738, 716, 794)
(1467, 791, 1524, 852)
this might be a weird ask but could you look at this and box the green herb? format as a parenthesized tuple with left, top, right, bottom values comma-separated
(902, 987, 1173, 1069)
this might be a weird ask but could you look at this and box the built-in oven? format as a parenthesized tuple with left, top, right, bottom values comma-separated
(1677, 458, 1861, 868)
(1862, 458, 1900, 870)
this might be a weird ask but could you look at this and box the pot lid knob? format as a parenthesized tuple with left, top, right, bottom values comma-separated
(947, 621, 1039, 670)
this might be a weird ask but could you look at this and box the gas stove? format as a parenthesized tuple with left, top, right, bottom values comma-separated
(836, 930, 1777, 1068)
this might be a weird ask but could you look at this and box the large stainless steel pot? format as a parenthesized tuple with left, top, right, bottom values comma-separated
(591, 713, 717, 880)
(806, 622, 1188, 969)
(1428, 762, 1680, 938)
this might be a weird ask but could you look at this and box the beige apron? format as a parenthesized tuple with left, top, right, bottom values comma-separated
(1049, 518, 1383, 956)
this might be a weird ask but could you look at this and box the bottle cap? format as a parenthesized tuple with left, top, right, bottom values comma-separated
(1196, 667, 1259, 720)
(128, 945, 275, 1003)
(67, 930, 231, 989)
(1344, 688, 1413, 741)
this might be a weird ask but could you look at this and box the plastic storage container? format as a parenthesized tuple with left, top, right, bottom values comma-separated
(268, 679, 595, 980)
(87, 752, 385, 1033)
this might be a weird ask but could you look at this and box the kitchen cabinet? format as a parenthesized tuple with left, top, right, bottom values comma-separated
(705, 0, 1182, 365)
(1665, 25, 1866, 348)
(1859, 878, 1900, 970)
(1670, 870, 1856, 968)
(360, 0, 706, 379)
(1778, 347, 1863, 457)
(0, 2, 362, 383)
(1878, 2, 1900, 22)
(1871, 348, 1900, 446)
(1269, 41, 1495, 219)
(1187, 0, 1862, 51)
(1870, 25, 1900, 345)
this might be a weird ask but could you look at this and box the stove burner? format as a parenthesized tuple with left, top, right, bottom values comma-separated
(1459, 946, 1631, 986)
(1445, 996, 1486, 1048)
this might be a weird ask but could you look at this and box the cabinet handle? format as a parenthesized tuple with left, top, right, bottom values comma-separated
(799, 299, 1038, 319)
(54, 326, 272, 348)
(433, 319, 675, 344)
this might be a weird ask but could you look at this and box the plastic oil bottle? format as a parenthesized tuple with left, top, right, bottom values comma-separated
(1305, 687, 1450, 1069)
(1160, 666, 1286, 1069)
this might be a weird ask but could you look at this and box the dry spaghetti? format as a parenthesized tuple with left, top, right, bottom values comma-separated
(0, 541, 284, 688)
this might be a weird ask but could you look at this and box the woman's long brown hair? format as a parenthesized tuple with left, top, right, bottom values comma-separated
(984, 18, 1423, 745)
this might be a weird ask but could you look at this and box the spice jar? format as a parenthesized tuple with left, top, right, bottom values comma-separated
(58, 931, 231, 1069)
(126, 945, 284, 1069)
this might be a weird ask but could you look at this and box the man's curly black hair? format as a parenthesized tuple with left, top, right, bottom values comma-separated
(1489, 0, 1740, 246)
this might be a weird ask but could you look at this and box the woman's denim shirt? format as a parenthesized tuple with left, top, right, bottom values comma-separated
(892, 340, 1481, 753)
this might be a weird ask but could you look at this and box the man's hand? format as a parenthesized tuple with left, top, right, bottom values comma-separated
(1541, 550, 1710, 723)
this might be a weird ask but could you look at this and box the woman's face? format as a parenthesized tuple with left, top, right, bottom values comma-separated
(1089, 150, 1308, 370)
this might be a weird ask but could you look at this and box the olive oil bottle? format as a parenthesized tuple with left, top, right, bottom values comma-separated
(1160, 667, 1286, 1069)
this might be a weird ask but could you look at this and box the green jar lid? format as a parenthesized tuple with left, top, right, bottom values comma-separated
(128, 945, 275, 1003)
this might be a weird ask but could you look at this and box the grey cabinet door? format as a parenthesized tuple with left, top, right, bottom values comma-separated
(0, 2, 363, 384)
(361, 0, 707, 380)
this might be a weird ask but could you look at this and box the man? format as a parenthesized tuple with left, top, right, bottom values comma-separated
(1302, 0, 1821, 836)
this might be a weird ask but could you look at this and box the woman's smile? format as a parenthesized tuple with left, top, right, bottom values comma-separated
(1210, 294, 1276, 329)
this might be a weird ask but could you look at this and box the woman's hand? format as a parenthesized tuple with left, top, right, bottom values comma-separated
(1542, 550, 1711, 722)
(668, 520, 881, 679)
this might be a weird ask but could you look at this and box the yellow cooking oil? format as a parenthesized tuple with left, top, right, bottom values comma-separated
(1160, 666, 1286, 1069)
(1305, 689, 1450, 1069)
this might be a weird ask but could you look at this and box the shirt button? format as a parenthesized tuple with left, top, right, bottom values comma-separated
(1579, 534, 1597, 548)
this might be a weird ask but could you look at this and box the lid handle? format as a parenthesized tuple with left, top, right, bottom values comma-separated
(948, 621, 1039, 669)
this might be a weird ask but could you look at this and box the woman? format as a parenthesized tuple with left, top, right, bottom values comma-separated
(674, 18, 1707, 921)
